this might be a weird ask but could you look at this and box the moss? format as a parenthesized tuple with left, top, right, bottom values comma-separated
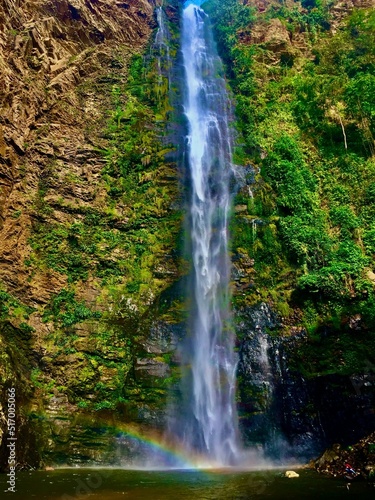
(43, 289, 101, 327)
(287, 327, 375, 378)
(28, 48, 183, 303)
(0, 287, 35, 323)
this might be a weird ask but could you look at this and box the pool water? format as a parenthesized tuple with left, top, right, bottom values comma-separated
(1, 468, 374, 499)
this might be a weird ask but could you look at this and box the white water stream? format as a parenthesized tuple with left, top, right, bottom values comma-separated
(180, 3, 240, 466)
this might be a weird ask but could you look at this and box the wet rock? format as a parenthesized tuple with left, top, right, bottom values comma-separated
(232, 163, 257, 193)
(143, 321, 180, 355)
(135, 358, 170, 379)
(313, 432, 375, 480)
(232, 250, 256, 291)
(315, 444, 342, 468)
(237, 302, 375, 461)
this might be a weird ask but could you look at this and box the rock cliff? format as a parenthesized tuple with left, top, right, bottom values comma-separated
(0, 0, 186, 470)
(0, 0, 155, 298)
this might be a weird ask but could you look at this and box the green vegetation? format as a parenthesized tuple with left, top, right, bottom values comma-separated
(42, 289, 101, 328)
(205, 0, 375, 371)
(0, 7, 184, 435)
(29, 52, 181, 296)
(287, 328, 375, 378)
(0, 287, 35, 323)
(0, 287, 37, 422)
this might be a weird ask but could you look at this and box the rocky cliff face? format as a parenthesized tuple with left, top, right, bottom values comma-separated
(237, 304, 375, 461)
(0, 0, 187, 470)
(223, 0, 375, 462)
(0, 0, 155, 298)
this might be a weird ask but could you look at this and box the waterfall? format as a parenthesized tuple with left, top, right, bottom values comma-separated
(155, 6, 171, 91)
(179, 3, 240, 466)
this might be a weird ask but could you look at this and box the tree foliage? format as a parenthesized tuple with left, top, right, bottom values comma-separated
(205, 0, 375, 333)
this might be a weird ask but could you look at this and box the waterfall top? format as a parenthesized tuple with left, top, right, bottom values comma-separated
(184, 0, 205, 7)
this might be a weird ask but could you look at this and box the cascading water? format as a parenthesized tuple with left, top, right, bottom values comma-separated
(177, 2, 240, 466)
(155, 5, 171, 91)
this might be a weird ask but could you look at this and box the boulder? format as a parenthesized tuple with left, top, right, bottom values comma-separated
(285, 470, 300, 478)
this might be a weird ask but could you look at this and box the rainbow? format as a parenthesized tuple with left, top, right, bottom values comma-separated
(49, 414, 221, 470)
(44, 416, 283, 472)
(113, 424, 209, 470)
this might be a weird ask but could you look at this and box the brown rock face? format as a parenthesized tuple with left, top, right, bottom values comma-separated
(0, 0, 155, 304)
(245, 0, 297, 12)
(250, 17, 291, 49)
(330, 0, 375, 28)
(0, 0, 160, 469)
(341, 0, 375, 8)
